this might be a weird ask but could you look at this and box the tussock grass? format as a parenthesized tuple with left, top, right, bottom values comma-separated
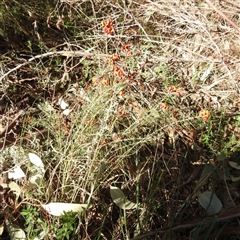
(0, 0, 240, 239)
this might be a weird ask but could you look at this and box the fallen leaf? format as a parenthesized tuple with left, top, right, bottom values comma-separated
(229, 161, 240, 170)
(58, 97, 69, 110)
(28, 153, 45, 172)
(41, 203, 88, 216)
(1, 182, 21, 200)
(110, 185, 137, 210)
(8, 166, 26, 180)
(5, 220, 26, 240)
(198, 191, 222, 215)
(62, 108, 72, 116)
(0, 225, 4, 235)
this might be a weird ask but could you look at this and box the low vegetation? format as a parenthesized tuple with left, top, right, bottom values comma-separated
(0, 0, 240, 239)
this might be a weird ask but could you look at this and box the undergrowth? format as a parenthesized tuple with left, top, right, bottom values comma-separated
(0, 0, 240, 240)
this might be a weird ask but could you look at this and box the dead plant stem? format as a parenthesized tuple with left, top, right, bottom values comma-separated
(204, 0, 240, 34)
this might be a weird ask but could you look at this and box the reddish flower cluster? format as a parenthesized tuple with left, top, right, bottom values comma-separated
(167, 86, 176, 92)
(102, 18, 116, 35)
(106, 53, 120, 63)
(161, 103, 169, 111)
(102, 140, 107, 145)
(160, 102, 179, 116)
(119, 90, 125, 96)
(112, 66, 124, 77)
(112, 133, 120, 140)
(167, 85, 183, 96)
(84, 118, 99, 126)
(101, 78, 109, 85)
(199, 110, 210, 122)
(92, 76, 110, 85)
(120, 44, 132, 55)
(117, 107, 127, 116)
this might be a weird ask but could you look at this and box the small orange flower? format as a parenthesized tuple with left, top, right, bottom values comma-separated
(113, 133, 120, 140)
(101, 78, 109, 85)
(199, 109, 210, 122)
(113, 66, 124, 77)
(117, 107, 127, 116)
(92, 76, 98, 84)
(84, 118, 98, 126)
(64, 129, 69, 136)
(167, 85, 176, 92)
(129, 74, 134, 80)
(120, 44, 132, 55)
(161, 103, 169, 111)
(120, 44, 130, 51)
(102, 18, 116, 35)
(102, 140, 107, 145)
(106, 53, 120, 63)
(119, 90, 125, 96)
(172, 109, 178, 115)
(176, 87, 183, 96)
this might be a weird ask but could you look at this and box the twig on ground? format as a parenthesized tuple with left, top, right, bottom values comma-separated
(0, 50, 109, 82)
(132, 206, 240, 240)
(0, 110, 25, 139)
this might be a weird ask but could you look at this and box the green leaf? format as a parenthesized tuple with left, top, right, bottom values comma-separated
(217, 153, 226, 162)
(200, 164, 214, 179)
(198, 191, 222, 215)
(110, 186, 137, 210)
(229, 161, 240, 170)
(231, 175, 240, 182)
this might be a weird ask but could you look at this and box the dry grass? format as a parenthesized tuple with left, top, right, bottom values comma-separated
(0, 0, 240, 239)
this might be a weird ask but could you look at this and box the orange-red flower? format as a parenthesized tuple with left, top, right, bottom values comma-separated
(113, 66, 124, 77)
(161, 103, 169, 111)
(84, 118, 98, 126)
(101, 78, 109, 85)
(117, 107, 127, 116)
(119, 90, 125, 96)
(176, 87, 183, 96)
(113, 133, 120, 140)
(120, 44, 130, 51)
(92, 76, 99, 85)
(167, 85, 176, 92)
(199, 109, 210, 122)
(102, 140, 107, 145)
(102, 18, 116, 35)
(120, 44, 132, 55)
(92, 76, 110, 85)
(106, 53, 120, 63)
(172, 109, 178, 115)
